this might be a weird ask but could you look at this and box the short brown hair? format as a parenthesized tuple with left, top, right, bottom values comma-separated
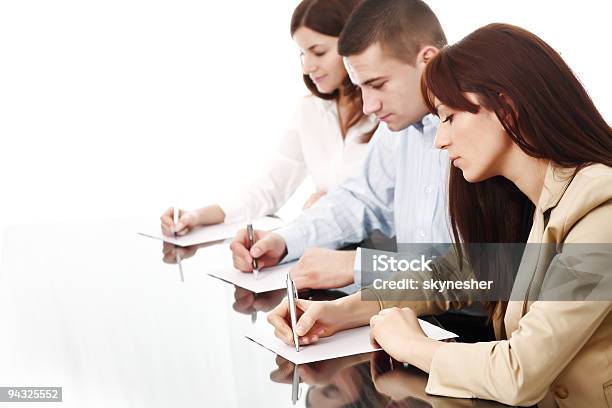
(338, 0, 446, 64)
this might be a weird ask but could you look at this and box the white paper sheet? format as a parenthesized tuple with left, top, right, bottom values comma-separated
(245, 317, 457, 364)
(137, 216, 283, 247)
(207, 261, 294, 293)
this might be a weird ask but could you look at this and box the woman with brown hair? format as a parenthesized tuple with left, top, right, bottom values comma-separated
(160, 0, 377, 236)
(268, 23, 611, 407)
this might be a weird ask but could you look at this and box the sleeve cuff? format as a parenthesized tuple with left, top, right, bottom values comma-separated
(216, 197, 246, 224)
(274, 225, 307, 263)
(353, 247, 363, 287)
(425, 342, 490, 399)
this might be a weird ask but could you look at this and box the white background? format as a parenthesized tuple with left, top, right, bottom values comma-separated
(1, 1, 610, 252)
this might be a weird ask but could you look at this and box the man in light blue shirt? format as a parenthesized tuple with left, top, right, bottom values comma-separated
(230, 0, 451, 290)
(276, 117, 450, 288)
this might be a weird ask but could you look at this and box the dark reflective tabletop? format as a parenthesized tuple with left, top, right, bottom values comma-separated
(0, 219, 512, 407)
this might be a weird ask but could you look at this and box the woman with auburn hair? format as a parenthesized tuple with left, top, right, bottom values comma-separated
(160, 0, 377, 236)
(268, 23, 611, 407)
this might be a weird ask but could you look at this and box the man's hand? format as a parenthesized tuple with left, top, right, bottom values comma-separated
(229, 230, 287, 271)
(290, 248, 356, 290)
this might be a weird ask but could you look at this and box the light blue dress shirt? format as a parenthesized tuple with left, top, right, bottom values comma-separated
(275, 114, 452, 285)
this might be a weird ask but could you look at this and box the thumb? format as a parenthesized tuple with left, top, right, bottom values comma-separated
(251, 236, 275, 258)
(295, 301, 319, 336)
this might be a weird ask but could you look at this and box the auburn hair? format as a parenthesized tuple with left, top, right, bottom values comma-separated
(421, 23, 612, 320)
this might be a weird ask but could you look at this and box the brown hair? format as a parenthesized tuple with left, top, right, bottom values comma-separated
(421, 23, 612, 319)
(291, 0, 374, 141)
(338, 0, 447, 64)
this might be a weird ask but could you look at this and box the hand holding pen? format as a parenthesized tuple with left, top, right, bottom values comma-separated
(286, 274, 300, 351)
(160, 207, 198, 237)
(266, 291, 346, 348)
(230, 229, 287, 272)
(246, 222, 260, 280)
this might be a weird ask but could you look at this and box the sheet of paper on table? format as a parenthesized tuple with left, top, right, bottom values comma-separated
(137, 216, 283, 247)
(207, 261, 295, 293)
(245, 316, 458, 364)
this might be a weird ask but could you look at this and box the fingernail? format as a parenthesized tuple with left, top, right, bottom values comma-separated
(252, 247, 261, 257)
(296, 325, 304, 336)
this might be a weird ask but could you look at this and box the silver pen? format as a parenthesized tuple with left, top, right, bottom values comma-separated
(246, 223, 259, 280)
(251, 291, 257, 323)
(286, 273, 300, 352)
(173, 207, 184, 282)
(291, 363, 300, 405)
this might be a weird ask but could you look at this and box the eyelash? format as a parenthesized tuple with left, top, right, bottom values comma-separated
(442, 114, 454, 124)
(300, 51, 326, 59)
(372, 83, 384, 90)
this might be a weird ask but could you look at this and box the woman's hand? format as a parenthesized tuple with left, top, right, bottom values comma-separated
(268, 292, 381, 346)
(267, 298, 347, 346)
(369, 307, 443, 372)
(160, 207, 200, 236)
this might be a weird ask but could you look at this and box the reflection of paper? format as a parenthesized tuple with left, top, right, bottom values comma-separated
(208, 262, 294, 293)
(137, 216, 283, 247)
(245, 317, 458, 364)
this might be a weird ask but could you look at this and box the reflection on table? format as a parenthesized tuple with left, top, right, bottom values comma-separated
(0, 219, 515, 407)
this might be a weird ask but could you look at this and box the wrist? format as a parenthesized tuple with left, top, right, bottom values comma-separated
(332, 293, 379, 331)
(271, 233, 288, 261)
(403, 337, 443, 372)
(196, 205, 225, 226)
(341, 250, 357, 278)
(193, 208, 207, 226)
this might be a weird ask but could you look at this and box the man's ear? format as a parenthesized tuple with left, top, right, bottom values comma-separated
(417, 46, 439, 66)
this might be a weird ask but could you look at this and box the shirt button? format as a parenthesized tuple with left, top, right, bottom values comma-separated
(424, 186, 432, 194)
(552, 385, 569, 399)
(419, 229, 426, 238)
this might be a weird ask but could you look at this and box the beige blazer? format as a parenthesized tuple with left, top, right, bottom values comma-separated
(369, 163, 612, 407)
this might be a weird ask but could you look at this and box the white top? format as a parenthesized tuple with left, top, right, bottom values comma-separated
(219, 95, 378, 222)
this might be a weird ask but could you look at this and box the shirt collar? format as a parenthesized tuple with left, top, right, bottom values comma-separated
(323, 99, 378, 140)
(411, 113, 438, 133)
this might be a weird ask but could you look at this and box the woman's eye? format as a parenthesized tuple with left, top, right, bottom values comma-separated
(372, 83, 384, 90)
(314, 52, 325, 57)
(442, 114, 454, 124)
